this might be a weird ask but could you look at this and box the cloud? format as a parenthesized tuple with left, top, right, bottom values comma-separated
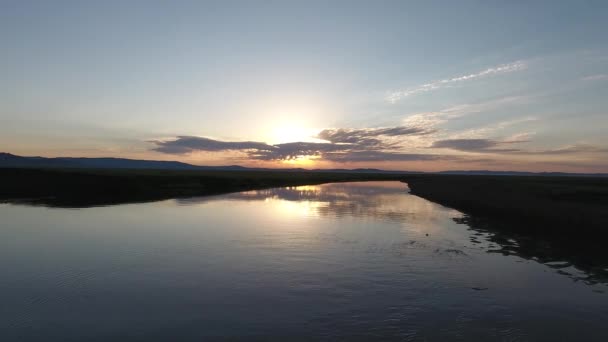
(149, 136, 274, 154)
(582, 74, 608, 81)
(388, 61, 527, 103)
(431, 138, 522, 153)
(151, 136, 355, 161)
(150, 129, 608, 165)
(431, 139, 608, 156)
(525, 144, 608, 155)
(401, 96, 531, 135)
(323, 150, 446, 162)
(150, 131, 449, 164)
(249, 141, 351, 160)
(152, 124, 436, 158)
(432, 138, 498, 151)
(397, 98, 536, 151)
(317, 126, 435, 147)
(450, 117, 538, 140)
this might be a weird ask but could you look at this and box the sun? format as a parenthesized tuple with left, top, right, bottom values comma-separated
(265, 120, 326, 167)
(270, 125, 320, 145)
(281, 154, 319, 167)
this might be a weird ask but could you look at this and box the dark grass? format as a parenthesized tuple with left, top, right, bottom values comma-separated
(403, 174, 608, 280)
(405, 174, 608, 234)
(0, 168, 402, 207)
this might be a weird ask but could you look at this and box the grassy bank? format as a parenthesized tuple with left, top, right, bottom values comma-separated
(404, 174, 608, 235)
(402, 175, 608, 282)
(0, 168, 402, 207)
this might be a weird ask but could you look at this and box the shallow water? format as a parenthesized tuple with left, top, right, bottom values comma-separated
(1, 181, 607, 341)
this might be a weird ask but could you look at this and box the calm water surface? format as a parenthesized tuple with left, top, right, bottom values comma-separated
(1, 181, 607, 341)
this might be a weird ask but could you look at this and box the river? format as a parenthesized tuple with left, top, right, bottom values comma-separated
(1, 181, 606, 341)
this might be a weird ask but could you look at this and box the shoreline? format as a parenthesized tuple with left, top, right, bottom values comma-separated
(2, 168, 607, 236)
(0, 168, 403, 207)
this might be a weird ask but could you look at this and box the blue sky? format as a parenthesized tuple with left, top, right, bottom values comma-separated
(1, 1, 607, 171)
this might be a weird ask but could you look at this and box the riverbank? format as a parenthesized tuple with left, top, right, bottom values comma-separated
(1, 168, 607, 237)
(0, 168, 401, 207)
(405, 174, 608, 235)
(403, 174, 608, 282)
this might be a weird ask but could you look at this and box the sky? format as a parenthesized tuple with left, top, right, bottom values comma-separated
(1, 0, 607, 172)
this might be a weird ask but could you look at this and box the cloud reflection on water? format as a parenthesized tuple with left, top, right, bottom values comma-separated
(175, 181, 462, 226)
(176, 181, 608, 285)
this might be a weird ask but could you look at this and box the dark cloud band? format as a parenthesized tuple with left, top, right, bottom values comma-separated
(150, 136, 274, 154)
(149, 132, 444, 163)
(150, 132, 608, 164)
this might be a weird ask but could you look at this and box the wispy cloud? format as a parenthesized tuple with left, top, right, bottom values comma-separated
(317, 126, 435, 148)
(322, 150, 447, 162)
(387, 61, 527, 103)
(431, 138, 523, 153)
(581, 74, 608, 81)
(525, 144, 608, 155)
(430, 138, 608, 156)
(396, 96, 535, 151)
(401, 96, 530, 133)
(450, 116, 538, 140)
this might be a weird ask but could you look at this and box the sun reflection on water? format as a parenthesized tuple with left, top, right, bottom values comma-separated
(176, 181, 463, 235)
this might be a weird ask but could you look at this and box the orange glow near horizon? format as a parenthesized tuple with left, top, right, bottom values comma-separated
(280, 155, 320, 167)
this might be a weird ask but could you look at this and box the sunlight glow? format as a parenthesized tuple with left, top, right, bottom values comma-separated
(263, 111, 326, 145)
(270, 125, 319, 144)
(265, 197, 324, 219)
(281, 154, 320, 167)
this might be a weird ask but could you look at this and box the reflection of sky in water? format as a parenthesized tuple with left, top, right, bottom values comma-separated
(1, 181, 607, 341)
(176, 181, 608, 285)
(176, 181, 463, 232)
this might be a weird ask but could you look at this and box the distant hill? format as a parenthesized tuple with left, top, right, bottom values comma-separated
(0, 152, 417, 173)
(1, 152, 606, 177)
(0, 152, 202, 170)
(438, 170, 608, 177)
